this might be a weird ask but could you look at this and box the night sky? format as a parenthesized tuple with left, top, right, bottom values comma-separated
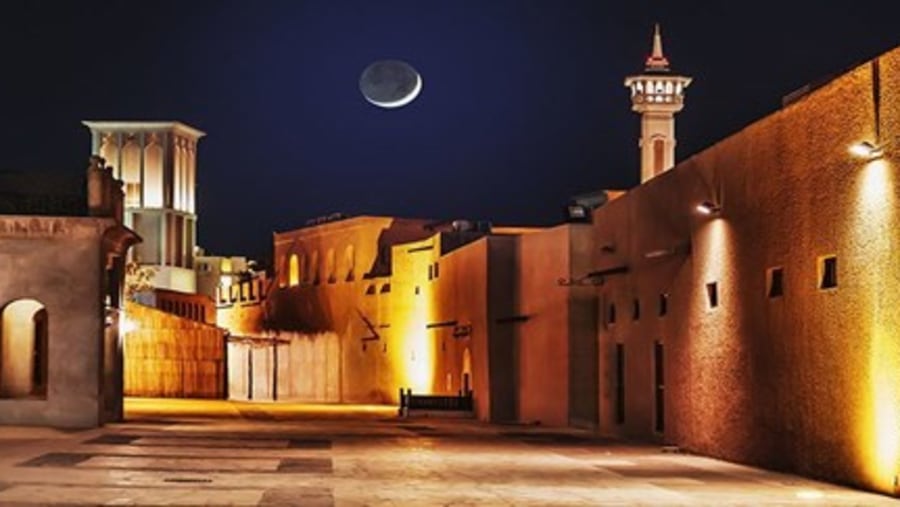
(0, 1, 897, 262)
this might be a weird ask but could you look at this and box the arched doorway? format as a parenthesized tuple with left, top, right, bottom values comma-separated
(461, 347, 472, 395)
(0, 299, 48, 398)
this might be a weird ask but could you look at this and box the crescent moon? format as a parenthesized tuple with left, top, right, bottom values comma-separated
(366, 72, 422, 109)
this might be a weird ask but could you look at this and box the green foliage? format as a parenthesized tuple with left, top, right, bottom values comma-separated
(124, 262, 157, 300)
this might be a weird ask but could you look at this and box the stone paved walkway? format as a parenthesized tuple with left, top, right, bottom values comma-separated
(0, 398, 896, 506)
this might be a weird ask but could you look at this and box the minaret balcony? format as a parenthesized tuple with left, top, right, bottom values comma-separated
(632, 92, 684, 105)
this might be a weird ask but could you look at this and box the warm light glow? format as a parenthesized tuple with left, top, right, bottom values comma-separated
(0, 299, 45, 397)
(388, 241, 438, 394)
(853, 158, 900, 491)
(288, 254, 299, 287)
(795, 490, 824, 500)
(120, 315, 137, 335)
(687, 218, 746, 447)
(849, 141, 885, 160)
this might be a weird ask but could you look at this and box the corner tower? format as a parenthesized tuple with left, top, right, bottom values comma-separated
(625, 24, 692, 183)
(83, 121, 205, 293)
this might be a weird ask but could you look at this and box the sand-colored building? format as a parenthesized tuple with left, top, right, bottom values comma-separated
(591, 42, 900, 495)
(222, 213, 604, 427)
(217, 33, 900, 497)
(0, 157, 138, 427)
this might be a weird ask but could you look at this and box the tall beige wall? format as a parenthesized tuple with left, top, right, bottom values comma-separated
(513, 225, 597, 428)
(0, 217, 114, 428)
(431, 238, 491, 418)
(253, 217, 514, 421)
(267, 217, 437, 404)
(593, 47, 900, 494)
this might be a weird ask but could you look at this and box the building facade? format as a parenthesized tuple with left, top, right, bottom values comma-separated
(594, 44, 900, 495)
(83, 121, 204, 293)
(0, 157, 138, 427)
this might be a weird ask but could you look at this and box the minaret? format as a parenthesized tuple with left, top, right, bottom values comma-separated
(625, 24, 692, 183)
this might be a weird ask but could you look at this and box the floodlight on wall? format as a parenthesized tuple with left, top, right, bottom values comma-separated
(565, 203, 591, 223)
(849, 141, 885, 160)
(645, 248, 675, 259)
(696, 201, 721, 215)
(558, 265, 629, 286)
(120, 315, 137, 335)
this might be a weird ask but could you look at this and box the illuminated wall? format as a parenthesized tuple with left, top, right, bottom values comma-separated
(593, 46, 900, 495)
(123, 301, 225, 398)
(245, 216, 515, 420)
(0, 216, 130, 427)
(266, 216, 438, 403)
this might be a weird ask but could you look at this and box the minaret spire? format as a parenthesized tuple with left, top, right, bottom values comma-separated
(645, 23, 670, 72)
(625, 24, 692, 183)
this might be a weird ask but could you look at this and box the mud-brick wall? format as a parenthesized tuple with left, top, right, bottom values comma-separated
(124, 301, 226, 398)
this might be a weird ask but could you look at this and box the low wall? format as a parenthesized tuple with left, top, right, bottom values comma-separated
(124, 301, 226, 398)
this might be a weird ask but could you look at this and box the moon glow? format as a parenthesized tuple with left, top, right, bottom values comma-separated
(359, 60, 422, 109)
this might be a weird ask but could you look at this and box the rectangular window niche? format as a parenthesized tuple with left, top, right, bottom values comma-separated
(767, 267, 784, 298)
(705, 282, 719, 309)
(819, 255, 837, 290)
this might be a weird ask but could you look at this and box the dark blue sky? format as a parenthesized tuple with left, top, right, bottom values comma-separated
(0, 1, 897, 260)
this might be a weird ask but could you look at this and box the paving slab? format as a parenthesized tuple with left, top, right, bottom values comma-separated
(0, 398, 896, 506)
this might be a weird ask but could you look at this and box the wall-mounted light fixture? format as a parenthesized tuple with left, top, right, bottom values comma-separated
(696, 201, 721, 215)
(558, 265, 629, 286)
(645, 248, 675, 259)
(565, 203, 591, 223)
(849, 141, 885, 160)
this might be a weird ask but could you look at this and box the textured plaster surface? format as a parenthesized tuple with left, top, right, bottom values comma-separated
(593, 46, 900, 493)
(0, 216, 115, 427)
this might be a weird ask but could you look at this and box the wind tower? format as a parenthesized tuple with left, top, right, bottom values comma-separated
(83, 121, 205, 293)
(625, 24, 692, 183)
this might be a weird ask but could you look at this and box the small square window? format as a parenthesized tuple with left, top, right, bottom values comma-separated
(608, 303, 617, 325)
(428, 265, 433, 280)
(434, 262, 440, 278)
(819, 256, 837, 289)
(632, 299, 640, 320)
(415, 286, 420, 295)
(767, 267, 784, 298)
(706, 282, 719, 308)
(658, 293, 668, 316)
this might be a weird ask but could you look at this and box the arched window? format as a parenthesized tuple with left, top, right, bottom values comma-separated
(0, 299, 48, 398)
(461, 347, 472, 395)
(143, 137, 164, 207)
(653, 137, 666, 175)
(289, 254, 299, 287)
(344, 245, 355, 281)
(308, 251, 319, 284)
(99, 134, 118, 177)
(326, 248, 336, 283)
(121, 137, 142, 208)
